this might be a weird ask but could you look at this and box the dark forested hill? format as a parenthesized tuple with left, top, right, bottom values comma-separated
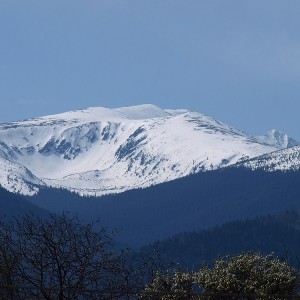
(141, 211, 300, 269)
(22, 167, 300, 246)
(0, 187, 49, 218)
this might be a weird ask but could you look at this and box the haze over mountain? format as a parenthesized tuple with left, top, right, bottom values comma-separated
(0, 104, 288, 196)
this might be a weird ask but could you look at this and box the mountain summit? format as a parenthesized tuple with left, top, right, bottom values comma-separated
(0, 104, 284, 196)
(256, 129, 299, 149)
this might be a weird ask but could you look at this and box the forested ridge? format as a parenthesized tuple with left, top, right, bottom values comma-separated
(141, 211, 300, 269)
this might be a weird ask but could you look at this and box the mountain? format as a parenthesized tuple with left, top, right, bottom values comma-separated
(1, 104, 299, 248)
(0, 104, 277, 196)
(256, 129, 299, 149)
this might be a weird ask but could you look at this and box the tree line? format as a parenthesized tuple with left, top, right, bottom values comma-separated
(0, 213, 299, 299)
(141, 211, 300, 270)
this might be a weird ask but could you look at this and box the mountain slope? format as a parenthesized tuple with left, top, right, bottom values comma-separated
(237, 145, 300, 171)
(0, 187, 50, 219)
(0, 104, 277, 196)
(0, 153, 45, 196)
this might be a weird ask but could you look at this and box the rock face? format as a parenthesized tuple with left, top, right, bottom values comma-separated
(0, 104, 280, 196)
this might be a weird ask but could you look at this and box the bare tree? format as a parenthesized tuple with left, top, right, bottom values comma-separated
(0, 214, 175, 299)
(0, 213, 128, 300)
(0, 219, 22, 300)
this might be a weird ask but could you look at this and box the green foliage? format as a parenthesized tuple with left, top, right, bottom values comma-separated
(141, 252, 298, 299)
(195, 252, 297, 299)
(141, 270, 196, 300)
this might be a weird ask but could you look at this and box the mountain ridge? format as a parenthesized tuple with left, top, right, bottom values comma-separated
(0, 104, 296, 196)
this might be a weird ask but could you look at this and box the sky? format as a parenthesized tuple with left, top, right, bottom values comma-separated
(0, 0, 300, 138)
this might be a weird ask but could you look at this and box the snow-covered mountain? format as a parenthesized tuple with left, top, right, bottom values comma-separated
(0, 104, 283, 196)
(237, 145, 300, 171)
(256, 129, 299, 149)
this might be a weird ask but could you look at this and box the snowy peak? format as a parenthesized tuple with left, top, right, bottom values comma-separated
(256, 129, 299, 149)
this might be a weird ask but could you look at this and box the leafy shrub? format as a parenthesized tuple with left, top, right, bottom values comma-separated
(195, 252, 297, 299)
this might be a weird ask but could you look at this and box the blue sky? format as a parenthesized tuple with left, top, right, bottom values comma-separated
(0, 0, 299, 138)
